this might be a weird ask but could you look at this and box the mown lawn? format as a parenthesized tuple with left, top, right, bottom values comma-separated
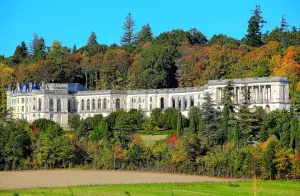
(1, 181, 300, 196)
(136, 129, 176, 135)
(140, 135, 168, 147)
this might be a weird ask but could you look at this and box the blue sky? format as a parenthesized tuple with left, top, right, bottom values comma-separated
(1, 0, 299, 57)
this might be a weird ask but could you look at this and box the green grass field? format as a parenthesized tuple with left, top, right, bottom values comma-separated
(140, 135, 168, 147)
(136, 129, 176, 136)
(1, 181, 299, 196)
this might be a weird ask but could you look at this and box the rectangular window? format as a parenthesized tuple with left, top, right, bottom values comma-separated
(150, 97, 152, 102)
(22, 98, 24, 103)
(22, 106, 24, 112)
(150, 104, 152, 111)
(50, 114, 54, 121)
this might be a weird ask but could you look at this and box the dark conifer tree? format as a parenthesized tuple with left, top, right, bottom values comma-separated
(72, 44, 77, 54)
(87, 32, 97, 47)
(245, 5, 266, 47)
(120, 13, 136, 46)
(137, 23, 153, 44)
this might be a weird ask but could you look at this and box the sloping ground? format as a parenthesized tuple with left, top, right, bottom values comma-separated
(140, 135, 168, 147)
(0, 170, 235, 190)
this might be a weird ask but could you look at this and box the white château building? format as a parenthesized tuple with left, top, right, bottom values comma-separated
(6, 77, 291, 127)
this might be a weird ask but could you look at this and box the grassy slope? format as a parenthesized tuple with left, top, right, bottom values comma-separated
(137, 129, 176, 147)
(1, 181, 300, 196)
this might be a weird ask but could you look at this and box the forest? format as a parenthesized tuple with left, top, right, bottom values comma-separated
(1, 5, 300, 179)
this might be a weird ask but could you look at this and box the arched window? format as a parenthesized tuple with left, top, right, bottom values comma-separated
(178, 100, 181, 109)
(103, 98, 107, 110)
(98, 98, 101, 110)
(49, 98, 54, 111)
(92, 99, 95, 110)
(172, 98, 175, 108)
(87, 99, 90, 110)
(68, 100, 71, 112)
(184, 98, 187, 109)
(57, 99, 61, 112)
(116, 98, 120, 109)
(190, 97, 194, 107)
(81, 99, 84, 111)
(160, 97, 164, 109)
(38, 98, 41, 111)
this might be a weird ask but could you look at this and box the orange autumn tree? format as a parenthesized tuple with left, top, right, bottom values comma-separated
(0, 63, 15, 108)
(176, 44, 209, 87)
(273, 46, 300, 96)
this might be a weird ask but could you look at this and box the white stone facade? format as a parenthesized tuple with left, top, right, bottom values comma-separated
(6, 77, 291, 127)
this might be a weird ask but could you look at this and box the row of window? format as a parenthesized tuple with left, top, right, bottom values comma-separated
(12, 97, 36, 105)
(80, 98, 121, 111)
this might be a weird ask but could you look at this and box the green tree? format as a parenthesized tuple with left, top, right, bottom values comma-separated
(158, 107, 178, 130)
(177, 111, 184, 137)
(208, 34, 239, 46)
(262, 138, 278, 179)
(187, 28, 208, 45)
(137, 23, 153, 44)
(201, 92, 220, 146)
(36, 124, 74, 168)
(68, 114, 81, 130)
(12, 41, 28, 64)
(140, 44, 178, 88)
(290, 118, 300, 150)
(30, 33, 47, 61)
(244, 5, 266, 47)
(188, 107, 201, 134)
(121, 13, 136, 47)
(87, 31, 97, 47)
(72, 44, 77, 54)
(1, 120, 32, 170)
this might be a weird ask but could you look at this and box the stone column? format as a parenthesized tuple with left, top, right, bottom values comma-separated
(175, 96, 179, 109)
(285, 85, 289, 102)
(187, 96, 191, 110)
(237, 87, 240, 104)
(258, 86, 261, 103)
(251, 86, 254, 103)
(77, 99, 80, 112)
(53, 98, 57, 112)
(181, 96, 185, 111)
(233, 86, 236, 103)
(263, 85, 266, 103)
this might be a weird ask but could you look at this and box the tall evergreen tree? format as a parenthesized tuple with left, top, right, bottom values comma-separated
(72, 44, 77, 54)
(87, 31, 97, 47)
(280, 15, 289, 32)
(291, 90, 300, 119)
(201, 92, 221, 146)
(238, 86, 262, 143)
(245, 5, 266, 47)
(187, 28, 208, 45)
(120, 13, 136, 46)
(220, 81, 235, 145)
(20, 41, 28, 58)
(137, 23, 153, 44)
(177, 111, 184, 137)
(30, 33, 40, 56)
(188, 107, 201, 134)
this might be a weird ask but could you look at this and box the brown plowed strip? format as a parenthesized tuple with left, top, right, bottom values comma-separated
(0, 170, 237, 190)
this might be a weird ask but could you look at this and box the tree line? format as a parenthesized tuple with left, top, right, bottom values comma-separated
(1, 89, 300, 180)
(1, 5, 300, 109)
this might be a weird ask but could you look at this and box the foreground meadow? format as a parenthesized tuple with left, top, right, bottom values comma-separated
(1, 181, 299, 196)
